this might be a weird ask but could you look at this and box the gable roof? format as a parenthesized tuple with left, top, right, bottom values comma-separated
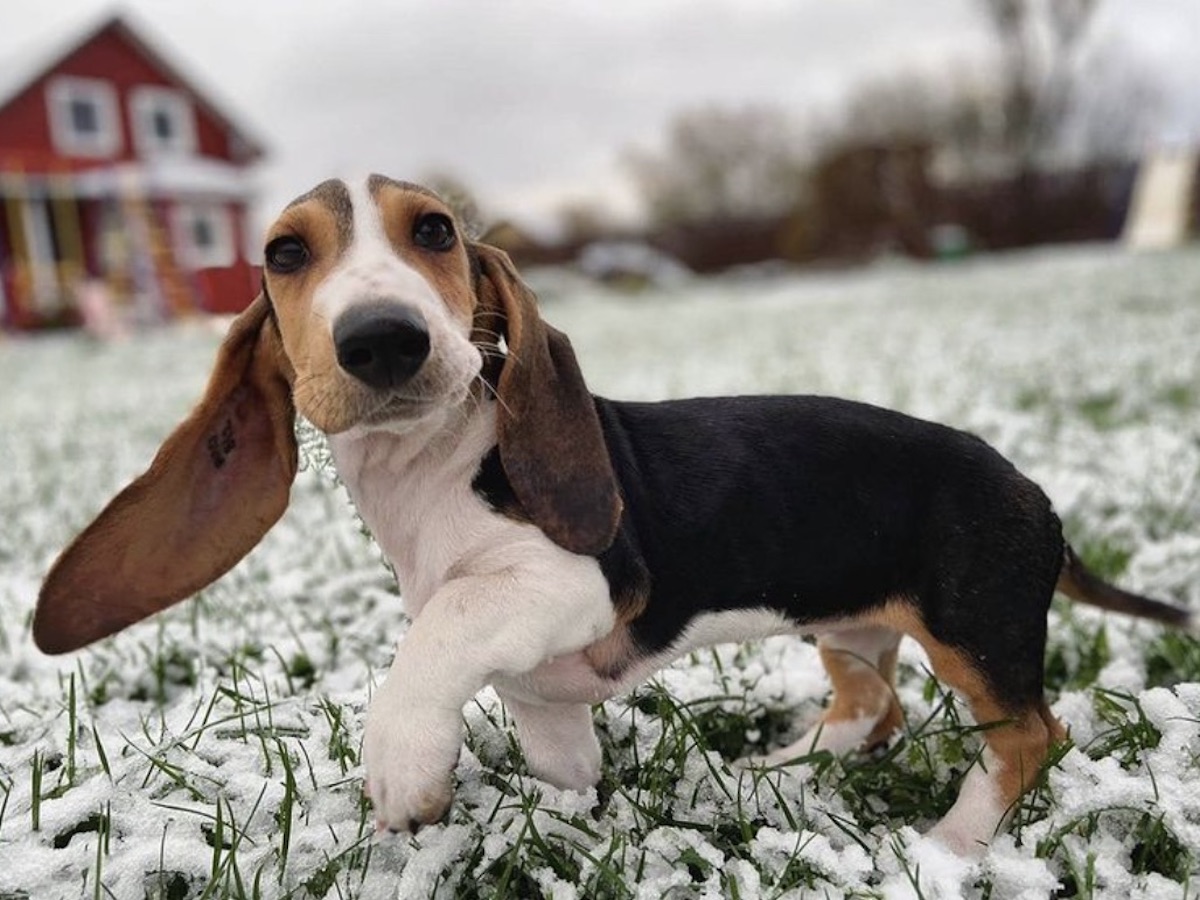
(0, 10, 265, 162)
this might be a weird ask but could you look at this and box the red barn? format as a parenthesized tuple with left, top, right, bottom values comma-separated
(0, 13, 264, 330)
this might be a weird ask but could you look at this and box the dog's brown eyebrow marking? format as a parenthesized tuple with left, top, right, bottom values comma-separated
(367, 174, 439, 201)
(285, 179, 354, 251)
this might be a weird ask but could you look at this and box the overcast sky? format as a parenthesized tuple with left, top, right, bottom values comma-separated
(3, 0, 1199, 233)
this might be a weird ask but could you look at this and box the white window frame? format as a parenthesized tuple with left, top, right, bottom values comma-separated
(130, 85, 197, 157)
(46, 76, 122, 158)
(172, 203, 235, 269)
(243, 207, 264, 265)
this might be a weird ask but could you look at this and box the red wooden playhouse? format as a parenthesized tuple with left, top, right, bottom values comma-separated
(0, 14, 264, 329)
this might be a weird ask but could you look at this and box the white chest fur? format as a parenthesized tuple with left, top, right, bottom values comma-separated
(326, 403, 616, 636)
(329, 404, 505, 616)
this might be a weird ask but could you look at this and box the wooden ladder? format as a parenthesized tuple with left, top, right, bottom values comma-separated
(0, 164, 34, 320)
(118, 170, 196, 319)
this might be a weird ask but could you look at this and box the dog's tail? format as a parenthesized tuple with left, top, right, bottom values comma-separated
(1058, 544, 1193, 630)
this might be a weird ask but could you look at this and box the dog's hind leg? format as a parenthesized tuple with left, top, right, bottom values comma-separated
(753, 626, 904, 764)
(921, 661, 1064, 855)
(892, 608, 1068, 856)
(500, 694, 603, 791)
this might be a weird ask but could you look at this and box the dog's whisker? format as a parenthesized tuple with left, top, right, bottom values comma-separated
(474, 374, 514, 418)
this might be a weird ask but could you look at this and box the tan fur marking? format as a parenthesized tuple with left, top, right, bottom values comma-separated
(366, 174, 438, 201)
(370, 183, 475, 324)
(870, 601, 1063, 812)
(266, 200, 347, 329)
(819, 641, 905, 747)
(867, 644, 906, 745)
(817, 634, 903, 749)
(612, 588, 649, 630)
(583, 624, 639, 678)
(263, 200, 352, 430)
(284, 179, 353, 251)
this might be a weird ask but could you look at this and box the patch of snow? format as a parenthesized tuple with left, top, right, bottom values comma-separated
(3, 245, 1200, 897)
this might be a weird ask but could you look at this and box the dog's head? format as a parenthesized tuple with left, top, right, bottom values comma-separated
(267, 177, 480, 435)
(33, 176, 621, 654)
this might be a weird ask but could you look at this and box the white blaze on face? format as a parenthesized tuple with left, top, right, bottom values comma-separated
(286, 176, 482, 435)
(312, 177, 446, 329)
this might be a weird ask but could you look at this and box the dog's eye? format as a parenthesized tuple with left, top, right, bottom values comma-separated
(413, 213, 456, 252)
(265, 236, 309, 273)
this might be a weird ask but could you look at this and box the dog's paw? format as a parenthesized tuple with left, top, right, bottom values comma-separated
(524, 730, 602, 791)
(362, 704, 462, 833)
(365, 775, 453, 835)
(507, 702, 603, 792)
(736, 733, 828, 770)
(740, 711, 896, 770)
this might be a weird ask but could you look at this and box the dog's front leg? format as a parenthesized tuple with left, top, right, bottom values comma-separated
(363, 556, 613, 832)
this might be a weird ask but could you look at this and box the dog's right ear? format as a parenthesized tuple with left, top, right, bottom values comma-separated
(34, 294, 298, 654)
(471, 243, 622, 556)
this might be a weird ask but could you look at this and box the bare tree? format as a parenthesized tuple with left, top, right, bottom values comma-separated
(626, 104, 816, 227)
(843, 2, 1159, 174)
(1055, 30, 1165, 164)
(979, 0, 1100, 167)
(557, 200, 611, 245)
(842, 69, 1003, 176)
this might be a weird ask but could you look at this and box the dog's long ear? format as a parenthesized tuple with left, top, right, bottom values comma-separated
(34, 294, 298, 654)
(473, 244, 622, 555)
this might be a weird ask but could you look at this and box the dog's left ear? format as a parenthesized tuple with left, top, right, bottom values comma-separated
(34, 294, 298, 654)
(472, 243, 622, 555)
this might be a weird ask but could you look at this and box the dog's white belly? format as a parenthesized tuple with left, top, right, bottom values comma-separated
(497, 608, 804, 706)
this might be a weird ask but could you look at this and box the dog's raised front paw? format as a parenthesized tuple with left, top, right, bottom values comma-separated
(362, 703, 462, 833)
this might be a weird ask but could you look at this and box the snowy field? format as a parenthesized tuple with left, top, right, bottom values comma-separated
(2, 245, 1200, 899)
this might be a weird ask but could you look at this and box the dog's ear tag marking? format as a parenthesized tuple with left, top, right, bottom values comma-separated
(206, 418, 238, 469)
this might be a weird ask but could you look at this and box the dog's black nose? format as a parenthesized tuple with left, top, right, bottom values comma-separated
(334, 306, 431, 389)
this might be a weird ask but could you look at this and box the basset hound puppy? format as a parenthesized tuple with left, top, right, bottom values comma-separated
(34, 176, 1195, 855)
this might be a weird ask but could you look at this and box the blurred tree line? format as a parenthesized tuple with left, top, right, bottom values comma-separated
(459, 0, 1180, 276)
(608, 0, 1168, 270)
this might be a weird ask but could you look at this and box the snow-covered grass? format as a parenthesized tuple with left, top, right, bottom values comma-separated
(2, 244, 1200, 899)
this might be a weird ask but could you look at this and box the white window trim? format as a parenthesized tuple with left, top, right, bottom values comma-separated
(46, 76, 122, 158)
(130, 85, 197, 157)
(243, 207, 264, 265)
(172, 203, 235, 269)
